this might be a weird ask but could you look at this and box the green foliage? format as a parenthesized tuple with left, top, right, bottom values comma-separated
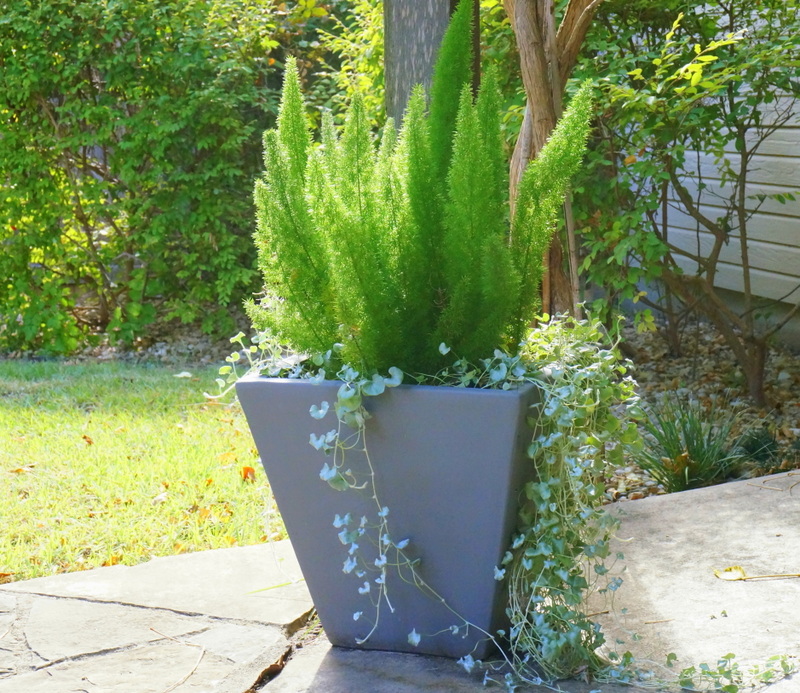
(509, 85, 595, 346)
(317, 0, 385, 126)
(428, 0, 476, 183)
(571, 0, 800, 386)
(631, 395, 747, 493)
(249, 39, 593, 374)
(499, 316, 640, 682)
(676, 652, 799, 692)
(0, 0, 346, 354)
(574, 9, 741, 326)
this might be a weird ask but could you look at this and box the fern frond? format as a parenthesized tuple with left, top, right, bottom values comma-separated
(438, 81, 515, 361)
(250, 122, 336, 353)
(510, 82, 594, 345)
(429, 0, 474, 183)
(276, 57, 311, 185)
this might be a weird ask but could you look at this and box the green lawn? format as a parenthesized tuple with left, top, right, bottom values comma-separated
(0, 359, 284, 582)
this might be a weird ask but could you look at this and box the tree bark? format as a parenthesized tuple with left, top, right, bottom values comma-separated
(504, 0, 603, 316)
(384, 0, 454, 122)
(384, 0, 480, 122)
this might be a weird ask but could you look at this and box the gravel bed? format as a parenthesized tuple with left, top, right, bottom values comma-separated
(603, 322, 800, 503)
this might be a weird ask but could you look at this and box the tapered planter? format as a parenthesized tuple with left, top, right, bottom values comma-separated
(236, 375, 539, 659)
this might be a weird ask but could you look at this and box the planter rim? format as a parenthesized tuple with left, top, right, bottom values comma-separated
(237, 372, 537, 396)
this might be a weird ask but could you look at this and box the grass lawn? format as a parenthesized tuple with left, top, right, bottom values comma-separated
(0, 359, 285, 583)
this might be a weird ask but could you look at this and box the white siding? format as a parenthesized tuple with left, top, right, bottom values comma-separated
(665, 112, 800, 307)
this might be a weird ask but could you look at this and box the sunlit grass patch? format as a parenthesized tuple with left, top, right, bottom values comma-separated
(0, 360, 284, 582)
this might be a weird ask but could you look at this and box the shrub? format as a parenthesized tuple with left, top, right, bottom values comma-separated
(571, 0, 800, 404)
(0, 0, 338, 353)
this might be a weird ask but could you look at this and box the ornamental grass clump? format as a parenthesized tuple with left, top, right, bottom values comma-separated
(633, 395, 747, 492)
(247, 26, 592, 375)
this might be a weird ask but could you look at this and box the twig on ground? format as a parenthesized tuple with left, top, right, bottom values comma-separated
(151, 628, 206, 693)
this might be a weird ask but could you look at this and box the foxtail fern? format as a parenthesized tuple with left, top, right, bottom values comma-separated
(428, 0, 474, 184)
(248, 2, 593, 374)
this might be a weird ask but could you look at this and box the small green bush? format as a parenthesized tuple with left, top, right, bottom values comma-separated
(248, 1, 593, 374)
(0, 0, 338, 353)
(734, 427, 780, 472)
(632, 395, 747, 492)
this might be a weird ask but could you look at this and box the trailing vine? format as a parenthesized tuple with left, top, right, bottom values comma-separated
(485, 316, 641, 685)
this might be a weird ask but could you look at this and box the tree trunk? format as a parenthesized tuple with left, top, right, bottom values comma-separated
(504, 0, 602, 316)
(384, 0, 480, 122)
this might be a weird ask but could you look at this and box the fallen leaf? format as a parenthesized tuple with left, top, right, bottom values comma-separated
(714, 565, 747, 581)
(152, 491, 169, 505)
(241, 466, 256, 482)
(8, 465, 35, 474)
(204, 478, 214, 487)
(714, 565, 800, 581)
(82, 435, 94, 445)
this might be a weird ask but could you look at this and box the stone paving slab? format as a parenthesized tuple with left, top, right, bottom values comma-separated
(23, 597, 205, 660)
(0, 542, 312, 692)
(0, 595, 288, 692)
(0, 639, 238, 693)
(1, 542, 312, 629)
(593, 471, 800, 673)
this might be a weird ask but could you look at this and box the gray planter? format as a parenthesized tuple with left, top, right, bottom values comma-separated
(236, 375, 538, 659)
